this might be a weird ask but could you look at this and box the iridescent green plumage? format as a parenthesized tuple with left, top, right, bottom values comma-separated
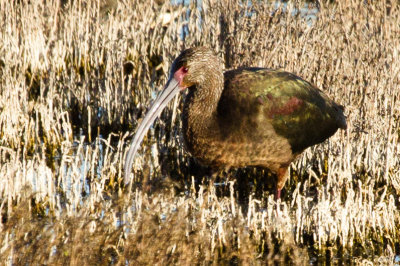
(219, 68, 346, 154)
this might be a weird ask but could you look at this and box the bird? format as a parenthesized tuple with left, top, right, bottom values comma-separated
(124, 47, 347, 200)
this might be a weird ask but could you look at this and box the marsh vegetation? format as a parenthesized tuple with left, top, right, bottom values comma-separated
(0, 0, 399, 264)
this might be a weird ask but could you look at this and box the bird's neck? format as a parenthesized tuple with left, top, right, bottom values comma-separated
(182, 71, 224, 146)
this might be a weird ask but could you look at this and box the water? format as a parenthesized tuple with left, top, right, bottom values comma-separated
(170, 0, 319, 41)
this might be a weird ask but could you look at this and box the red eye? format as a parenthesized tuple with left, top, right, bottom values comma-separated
(174, 66, 189, 83)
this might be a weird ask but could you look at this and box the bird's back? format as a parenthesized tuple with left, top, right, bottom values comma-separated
(218, 68, 346, 155)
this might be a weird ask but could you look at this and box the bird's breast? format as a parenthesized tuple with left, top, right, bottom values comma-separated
(182, 106, 295, 172)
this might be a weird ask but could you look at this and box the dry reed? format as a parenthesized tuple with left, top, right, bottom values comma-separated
(0, 0, 399, 264)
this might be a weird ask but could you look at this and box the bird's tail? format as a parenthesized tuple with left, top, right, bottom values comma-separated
(334, 104, 347, 130)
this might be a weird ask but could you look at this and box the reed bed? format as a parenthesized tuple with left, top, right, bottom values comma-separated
(0, 0, 399, 264)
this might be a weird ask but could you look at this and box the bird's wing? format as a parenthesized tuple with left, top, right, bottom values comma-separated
(219, 68, 346, 153)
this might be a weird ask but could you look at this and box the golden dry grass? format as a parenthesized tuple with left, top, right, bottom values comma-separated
(0, 0, 399, 264)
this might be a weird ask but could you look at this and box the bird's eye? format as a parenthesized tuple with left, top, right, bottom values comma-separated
(182, 67, 188, 73)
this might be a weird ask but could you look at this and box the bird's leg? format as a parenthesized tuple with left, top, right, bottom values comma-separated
(274, 167, 289, 217)
(275, 189, 282, 201)
(275, 167, 290, 201)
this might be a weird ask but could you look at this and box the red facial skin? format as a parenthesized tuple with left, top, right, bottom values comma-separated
(174, 67, 189, 90)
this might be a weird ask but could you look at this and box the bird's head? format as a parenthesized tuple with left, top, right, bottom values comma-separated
(168, 47, 223, 91)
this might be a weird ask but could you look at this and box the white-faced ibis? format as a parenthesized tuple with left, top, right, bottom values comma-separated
(124, 47, 346, 199)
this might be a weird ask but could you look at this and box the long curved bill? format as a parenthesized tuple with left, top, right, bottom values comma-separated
(124, 78, 181, 184)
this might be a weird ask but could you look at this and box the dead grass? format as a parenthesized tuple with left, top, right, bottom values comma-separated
(0, 0, 399, 264)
